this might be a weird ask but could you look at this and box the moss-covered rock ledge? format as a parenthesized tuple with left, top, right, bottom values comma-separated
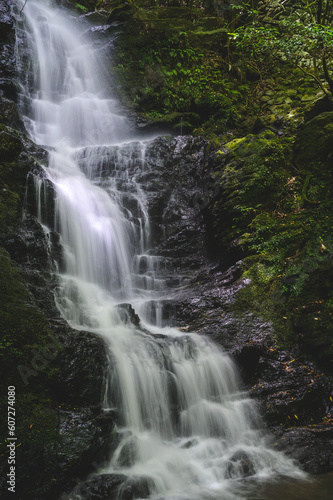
(207, 112, 333, 371)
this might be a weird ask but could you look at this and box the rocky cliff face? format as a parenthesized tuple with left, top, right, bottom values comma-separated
(0, 2, 113, 498)
(120, 134, 333, 475)
(0, 1, 332, 499)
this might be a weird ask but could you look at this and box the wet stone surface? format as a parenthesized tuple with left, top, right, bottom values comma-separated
(62, 473, 153, 499)
(1, 3, 333, 496)
(127, 135, 333, 475)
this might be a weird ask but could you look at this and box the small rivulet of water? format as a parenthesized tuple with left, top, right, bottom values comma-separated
(15, 1, 307, 498)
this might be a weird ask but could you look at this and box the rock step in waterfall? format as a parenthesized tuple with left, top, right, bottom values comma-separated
(15, 1, 307, 498)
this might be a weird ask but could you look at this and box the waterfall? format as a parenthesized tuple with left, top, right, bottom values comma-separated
(15, 1, 306, 498)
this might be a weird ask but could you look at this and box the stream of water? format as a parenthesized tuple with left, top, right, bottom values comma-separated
(15, 1, 309, 498)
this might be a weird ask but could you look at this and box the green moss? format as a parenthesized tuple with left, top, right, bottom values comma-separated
(208, 120, 333, 368)
(0, 186, 20, 233)
(0, 248, 62, 384)
(0, 126, 24, 161)
(110, 9, 249, 134)
(16, 394, 58, 448)
(211, 132, 292, 247)
(225, 136, 250, 152)
(0, 248, 66, 466)
(0, 126, 36, 233)
(145, 111, 200, 133)
(72, 0, 97, 12)
(234, 245, 333, 364)
(294, 112, 333, 166)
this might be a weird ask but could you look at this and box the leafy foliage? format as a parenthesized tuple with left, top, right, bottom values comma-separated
(75, 3, 89, 13)
(114, 21, 250, 131)
(229, 1, 333, 95)
(212, 120, 333, 359)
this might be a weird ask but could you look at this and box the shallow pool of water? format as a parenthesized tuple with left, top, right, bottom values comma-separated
(257, 473, 333, 499)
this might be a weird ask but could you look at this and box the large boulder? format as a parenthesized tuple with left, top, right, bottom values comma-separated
(294, 111, 333, 166)
(14, 406, 117, 500)
(63, 473, 153, 499)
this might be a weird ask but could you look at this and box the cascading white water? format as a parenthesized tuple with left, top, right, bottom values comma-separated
(15, 1, 307, 498)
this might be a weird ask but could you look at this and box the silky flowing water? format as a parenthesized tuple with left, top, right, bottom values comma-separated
(15, 1, 310, 498)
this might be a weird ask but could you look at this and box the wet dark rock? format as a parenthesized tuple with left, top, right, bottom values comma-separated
(0, 2, 332, 493)
(273, 425, 333, 474)
(180, 438, 199, 449)
(291, 274, 333, 373)
(4, 214, 51, 266)
(117, 302, 141, 326)
(0, 93, 25, 130)
(0, 0, 17, 99)
(226, 451, 256, 478)
(304, 95, 333, 122)
(54, 329, 109, 406)
(294, 111, 333, 165)
(14, 406, 116, 500)
(0, 126, 24, 160)
(0, 0, 12, 31)
(141, 136, 217, 268)
(63, 472, 153, 499)
(250, 352, 332, 428)
(107, 2, 133, 23)
(115, 436, 139, 467)
(234, 343, 264, 384)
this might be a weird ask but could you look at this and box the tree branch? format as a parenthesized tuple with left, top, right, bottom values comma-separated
(20, 0, 28, 14)
(296, 63, 329, 96)
(322, 51, 333, 95)
(318, 0, 323, 23)
(323, 0, 331, 24)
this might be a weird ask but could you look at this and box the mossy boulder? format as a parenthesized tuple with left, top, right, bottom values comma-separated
(61, 0, 98, 13)
(211, 130, 292, 252)
(0, 248, 54, 382)
(304, 95, 333, 122)
(9, 402, 115, 500)
(293, 112, 333, 207)
(139, 111, 200, 134)
(107, 1, 133, 22)
(204, 115, 333, 371)
(65, 473, 154, 499)
(0, 125, 46, 236)
(294, 111, 333, 166)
